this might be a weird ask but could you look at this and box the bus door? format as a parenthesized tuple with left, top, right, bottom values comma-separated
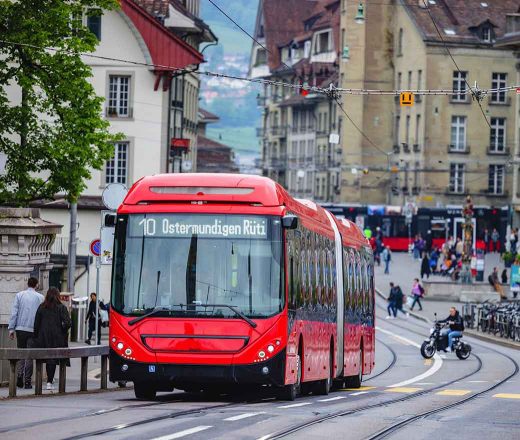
(453, 218, 477, 249)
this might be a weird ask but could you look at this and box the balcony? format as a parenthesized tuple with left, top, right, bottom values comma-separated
(402, 143, 411, 154)
(270, 125, 288, 138)
(267, 155, 287, 170)
(393, 144, 400, 154)
(487, 146, 510, 155)
(448, 144, 471, 154)
(413, 144, 421, 153)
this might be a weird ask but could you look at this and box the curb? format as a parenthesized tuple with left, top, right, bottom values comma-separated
(375, 288, 430, 323)
(464, 329, 520, 351)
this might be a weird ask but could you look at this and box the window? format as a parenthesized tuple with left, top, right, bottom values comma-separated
(449, 163, 465, 193)
(108, 75, 130, 117)
(255, 48, 267, 66)
(394, 115, 400, 145)
(452, 71, 467, 102)
(397, 72, 402, 90)
(450, 116, 467, 151)
(86, 10, 102, 40)
(314, 30, 332, 54)
(304, 40, 311, 58)
(405, 115, 410, 146)
(408, 71, 412, 90)
(488, 164, 504, 195)
(417, 70, 422, 90)
(415, 114, 421, 144)
(398, 28, 403, 56)
(490, 117, 506, 152)
(482, 26, 491, 42)
(106, 142, 128, 185)
(491, 73, 507, 103)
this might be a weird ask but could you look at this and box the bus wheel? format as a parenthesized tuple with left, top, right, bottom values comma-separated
(344, 349, 363, 389)
(134, 382, 157, 400)
(315, 351, 333, 395)
(278, 354, 301, 401)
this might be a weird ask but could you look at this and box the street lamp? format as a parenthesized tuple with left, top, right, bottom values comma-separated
(355, 2, 365, 24)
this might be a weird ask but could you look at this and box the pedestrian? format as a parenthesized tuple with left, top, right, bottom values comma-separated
(33, 287, 71, 390)
(393, 284, 409, 318)
(376, 236, 384, 267)
(501, 268, 508, 285)
(483, 228, 490, 254)
(413, 235, 420, 260)
(410, 278, 425, 311)
(386, 282, 397, 319)
(382, 245, 392, 274)
(425, 230, 433, 253)
(455, 238, 463, 259)
(421, 253, 431, 279)
(510, 229, 517, 254)
(491, 228, 500, 253)
(7, 277, 44, 389)
(488, 267, 507, 301)
(85, 292, 102, 345)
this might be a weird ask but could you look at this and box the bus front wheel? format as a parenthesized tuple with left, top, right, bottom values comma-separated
(134, 382, 157, 400)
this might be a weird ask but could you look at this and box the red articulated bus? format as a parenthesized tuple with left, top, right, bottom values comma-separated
(109, 174, 375, 400)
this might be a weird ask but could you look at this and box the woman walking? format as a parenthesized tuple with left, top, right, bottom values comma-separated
(410, 278, 425, 311)
(33, 287, 71, 390)
(420, 253, 431, 279)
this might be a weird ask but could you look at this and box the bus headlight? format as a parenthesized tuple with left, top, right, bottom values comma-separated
(117, 342, 124, 350)
(258, 350, 266, 359)
(125, 348, 132, 356)
(267, 344, 275, 353)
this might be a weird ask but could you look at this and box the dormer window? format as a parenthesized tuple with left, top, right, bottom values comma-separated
(304, 41, 311, 58)
(254, 48, 267, 67)
(313, 30, 332, 55)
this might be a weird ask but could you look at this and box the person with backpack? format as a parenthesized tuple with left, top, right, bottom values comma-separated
(393, 284, 409, 318)
(382, 245, 392, 274)
(438, 307, 464, 352)
(410, 278, 424, 311)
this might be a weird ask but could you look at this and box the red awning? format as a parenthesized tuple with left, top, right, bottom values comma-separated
(121, 0, 204, 72)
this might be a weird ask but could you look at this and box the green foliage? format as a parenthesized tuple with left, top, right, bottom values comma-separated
(0, 0, 122, 205)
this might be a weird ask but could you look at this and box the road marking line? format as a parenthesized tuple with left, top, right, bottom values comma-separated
(224, 412, 266, 421)
(151, 426, 212, 440)
(341, 386, 376, 391)
(468, 380, 488, 383)
(415, 382, 435, 385)
(277, 402, 312, 409)
(424, 359, 433, 366)
(317, 396, 346, 402)
(436, 389, 471, 396)
(376, 327, 444, 388)
(257, 435, 273, 440)
(493, 393, 520, 399)
(385, 387, 422, 394)
(350, 391, 370, 396)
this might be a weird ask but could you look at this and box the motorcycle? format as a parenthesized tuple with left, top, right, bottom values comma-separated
(420, 314, 471, 360)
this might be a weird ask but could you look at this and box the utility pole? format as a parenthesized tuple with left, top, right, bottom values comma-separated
(67, 202, 77, 294)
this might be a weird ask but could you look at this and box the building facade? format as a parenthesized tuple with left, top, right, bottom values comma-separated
(250, 0, 342, 203)
(339, 0, 520, 209)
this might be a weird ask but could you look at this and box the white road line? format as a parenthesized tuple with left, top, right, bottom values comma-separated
(257, 435, 273, 440)
(468, 380, 488, 383)
(317, 396, 346, 402)
(151, 426, 213, 440)
(415, 382, 436, 385)
(277, 402, 312, 409)
(224, 412, 266, 421)
(376, 326, 443, 388)
(350, 391, 370, 396)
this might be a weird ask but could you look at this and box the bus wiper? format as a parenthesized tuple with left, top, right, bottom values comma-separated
(128, 306, 170, 326)
(194, 303, 257, 328)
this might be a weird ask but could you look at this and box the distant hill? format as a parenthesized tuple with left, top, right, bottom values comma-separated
(200, 0, 261, 163)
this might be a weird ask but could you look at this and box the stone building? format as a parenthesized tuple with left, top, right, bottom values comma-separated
(250, 0, 342, 202)
(339, 0, 520, 207)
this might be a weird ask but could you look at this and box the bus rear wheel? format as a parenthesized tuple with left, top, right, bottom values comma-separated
(315, 351, 333, 395)
(134, 382, 157, 400)
(344, 349, 363, 389)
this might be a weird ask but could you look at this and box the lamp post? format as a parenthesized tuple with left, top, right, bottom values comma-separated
(461, 195, 474, 284)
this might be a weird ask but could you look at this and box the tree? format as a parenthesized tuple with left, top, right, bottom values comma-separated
(0, 0, 122, 205)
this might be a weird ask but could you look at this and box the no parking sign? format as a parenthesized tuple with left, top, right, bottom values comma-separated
(89, 239, 101, 257)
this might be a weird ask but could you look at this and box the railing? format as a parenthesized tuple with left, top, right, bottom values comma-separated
(0, 346, 109, 398)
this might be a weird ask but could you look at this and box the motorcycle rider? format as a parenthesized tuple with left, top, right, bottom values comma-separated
(438, 307, 464, 352)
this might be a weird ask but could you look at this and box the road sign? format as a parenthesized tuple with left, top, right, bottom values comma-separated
(102, 183, 127, 211)
(89, 239, 101, 257)
(100, 226, 114, 265)
(400, 92, 414, 107)
(182, 160, 193, 172)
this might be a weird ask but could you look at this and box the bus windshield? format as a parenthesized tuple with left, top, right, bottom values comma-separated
(111, 214, 284, 319)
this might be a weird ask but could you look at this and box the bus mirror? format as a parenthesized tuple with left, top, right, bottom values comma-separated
(104, 214, 117, 227)
(282, 215, 298, 230)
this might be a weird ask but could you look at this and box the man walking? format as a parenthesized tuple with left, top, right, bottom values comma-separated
(382, 246, 392, 274)
(8, 277, 44, 389)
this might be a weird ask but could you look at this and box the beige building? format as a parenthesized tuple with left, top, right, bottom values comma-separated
(339, 0, 520, 208)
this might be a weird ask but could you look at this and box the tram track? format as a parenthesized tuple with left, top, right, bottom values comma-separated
(364, 338, 397, 383)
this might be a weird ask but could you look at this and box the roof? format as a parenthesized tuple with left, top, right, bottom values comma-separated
(404, 0, 520, 45)
(197, 134, 231, 150)
(31, 196, 105, 211)
(260, 0, 318, 70)
(124, 0, 204, 70)
(135, 0, 169, 17)
(198, 108, 220, 123)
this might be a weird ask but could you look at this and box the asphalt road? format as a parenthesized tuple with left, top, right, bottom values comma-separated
(0, 295, 518, 440)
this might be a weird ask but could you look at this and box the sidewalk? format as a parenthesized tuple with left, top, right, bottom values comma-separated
(0, 340, 121, 399)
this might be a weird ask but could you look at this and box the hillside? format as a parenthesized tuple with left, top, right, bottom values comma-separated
(199, 0, 261, 168)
